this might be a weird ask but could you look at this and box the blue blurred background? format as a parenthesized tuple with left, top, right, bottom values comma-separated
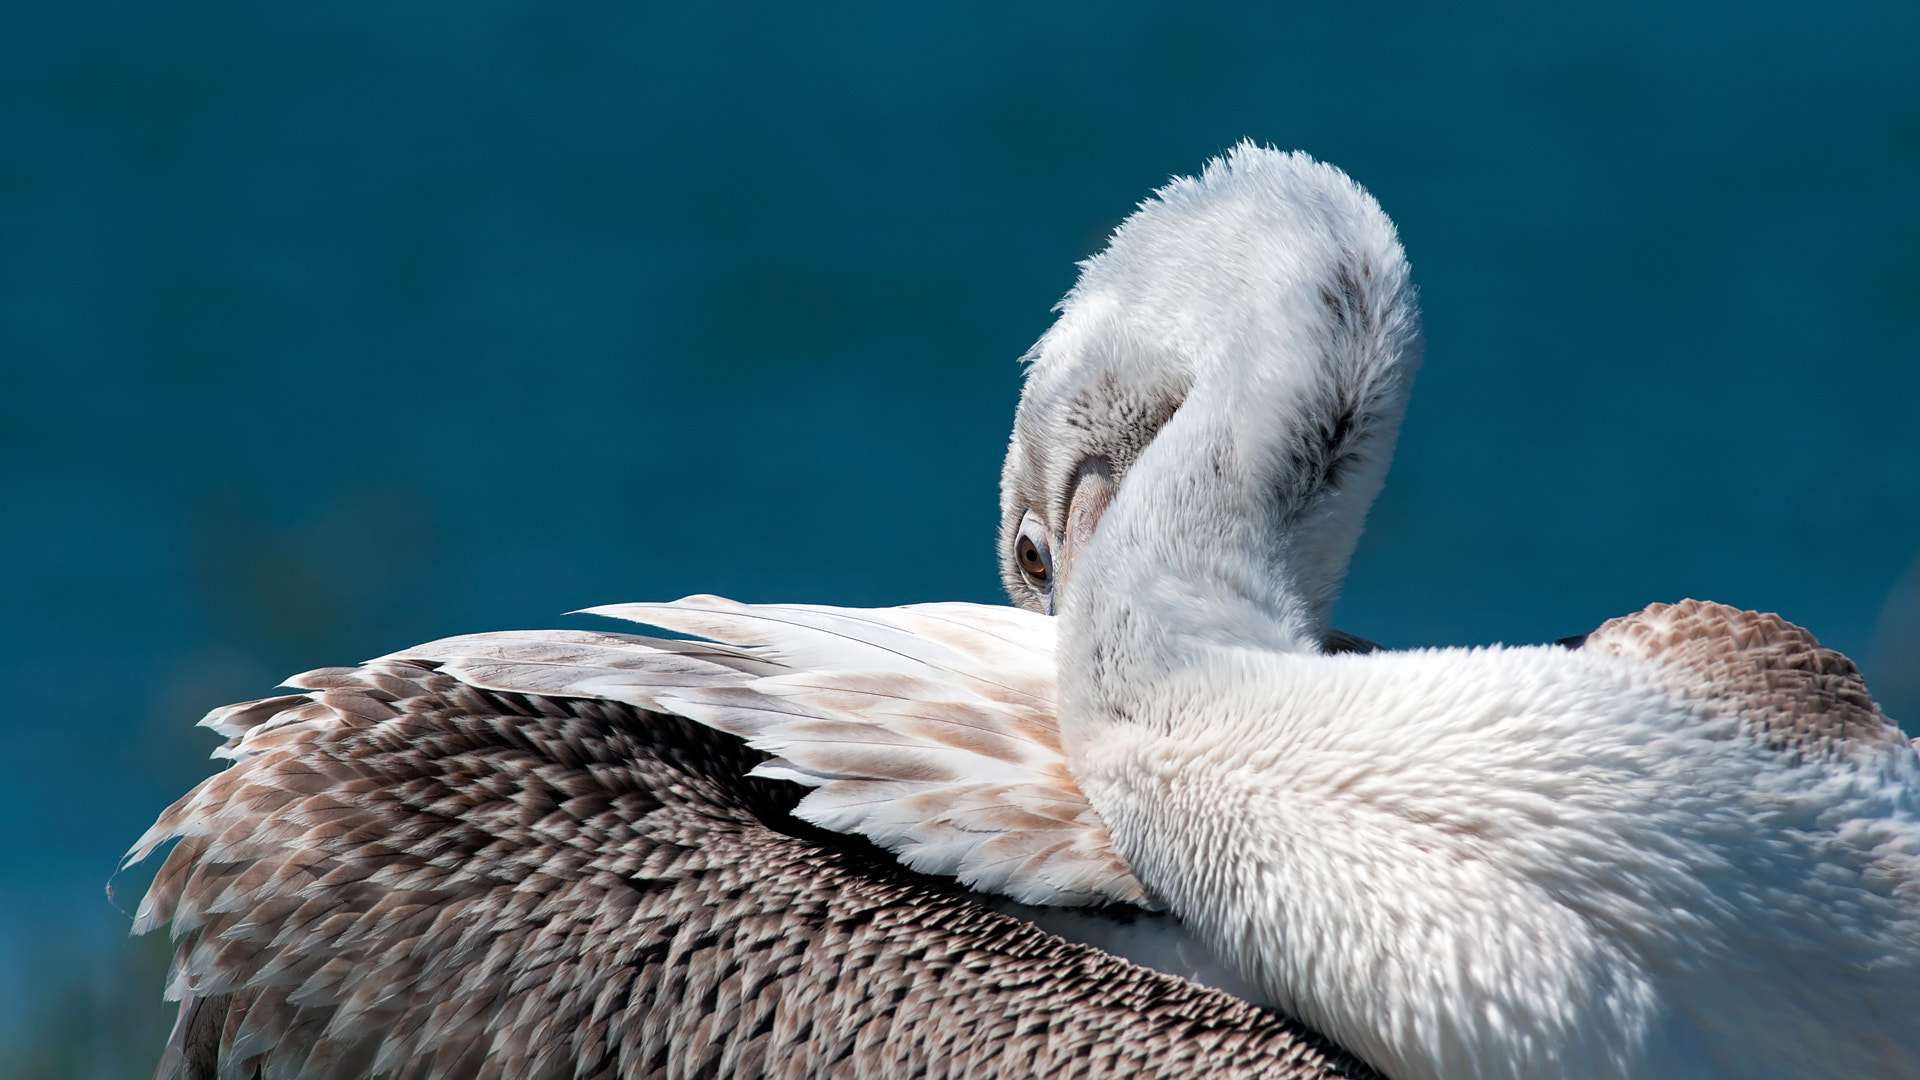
(3, 1, 1917, 1073)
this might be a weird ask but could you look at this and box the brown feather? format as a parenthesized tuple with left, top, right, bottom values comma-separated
(1585, 599, 1903, 759)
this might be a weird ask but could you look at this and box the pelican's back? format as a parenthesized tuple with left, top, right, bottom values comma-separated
(132, 651, 1375, 1080)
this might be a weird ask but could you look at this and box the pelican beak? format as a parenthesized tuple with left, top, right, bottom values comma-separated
(1055, 459, 1116, 589)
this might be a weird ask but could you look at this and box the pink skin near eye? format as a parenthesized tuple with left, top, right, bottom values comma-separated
(1056, 461, 1116, 588)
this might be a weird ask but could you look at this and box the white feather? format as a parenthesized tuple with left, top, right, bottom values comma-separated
(395, 597, 1150, 908)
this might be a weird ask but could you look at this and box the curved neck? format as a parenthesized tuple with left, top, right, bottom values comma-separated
(1035, 148, 1421, 750)
(1059, 291, 1417, 739)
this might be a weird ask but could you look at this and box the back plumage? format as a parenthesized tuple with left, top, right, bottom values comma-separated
(128, 603, 1372, 1079)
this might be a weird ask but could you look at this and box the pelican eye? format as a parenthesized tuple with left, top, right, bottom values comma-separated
(1014, 512, 1052, 586)
(1017, 536, 1048, 581)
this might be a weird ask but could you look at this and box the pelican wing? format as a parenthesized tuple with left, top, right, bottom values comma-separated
(127, 659, 1367, 1080)
(398, 597, 1150, 909)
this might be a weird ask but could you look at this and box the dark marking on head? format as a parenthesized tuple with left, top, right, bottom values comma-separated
(1273, 388, 1369, 529)
(1316, 257, 1370, 335)
(1264, 255, 1405, 531)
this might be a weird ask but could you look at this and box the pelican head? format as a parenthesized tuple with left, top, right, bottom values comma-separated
(1000, 143, 1421, 646)
(996, 303, 1184, 614)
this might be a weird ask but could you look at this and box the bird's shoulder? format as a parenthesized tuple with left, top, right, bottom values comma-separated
(1578, 599, 1907, 759)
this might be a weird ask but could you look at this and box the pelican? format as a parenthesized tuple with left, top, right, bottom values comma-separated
(123, 150, 1384, 1076)
(131, 144, 1919, 1080)
(398, 146, 1918, 1079)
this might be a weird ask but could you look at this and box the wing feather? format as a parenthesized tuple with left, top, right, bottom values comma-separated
(394, 597, 1148, 908)
(382, 629, 781, 710)
(129, 659, 1364, 1079)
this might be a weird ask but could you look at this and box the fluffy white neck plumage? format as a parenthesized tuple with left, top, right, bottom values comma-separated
(1052, 148, 1920, 1080)
(1055, 147, 1417, 735)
